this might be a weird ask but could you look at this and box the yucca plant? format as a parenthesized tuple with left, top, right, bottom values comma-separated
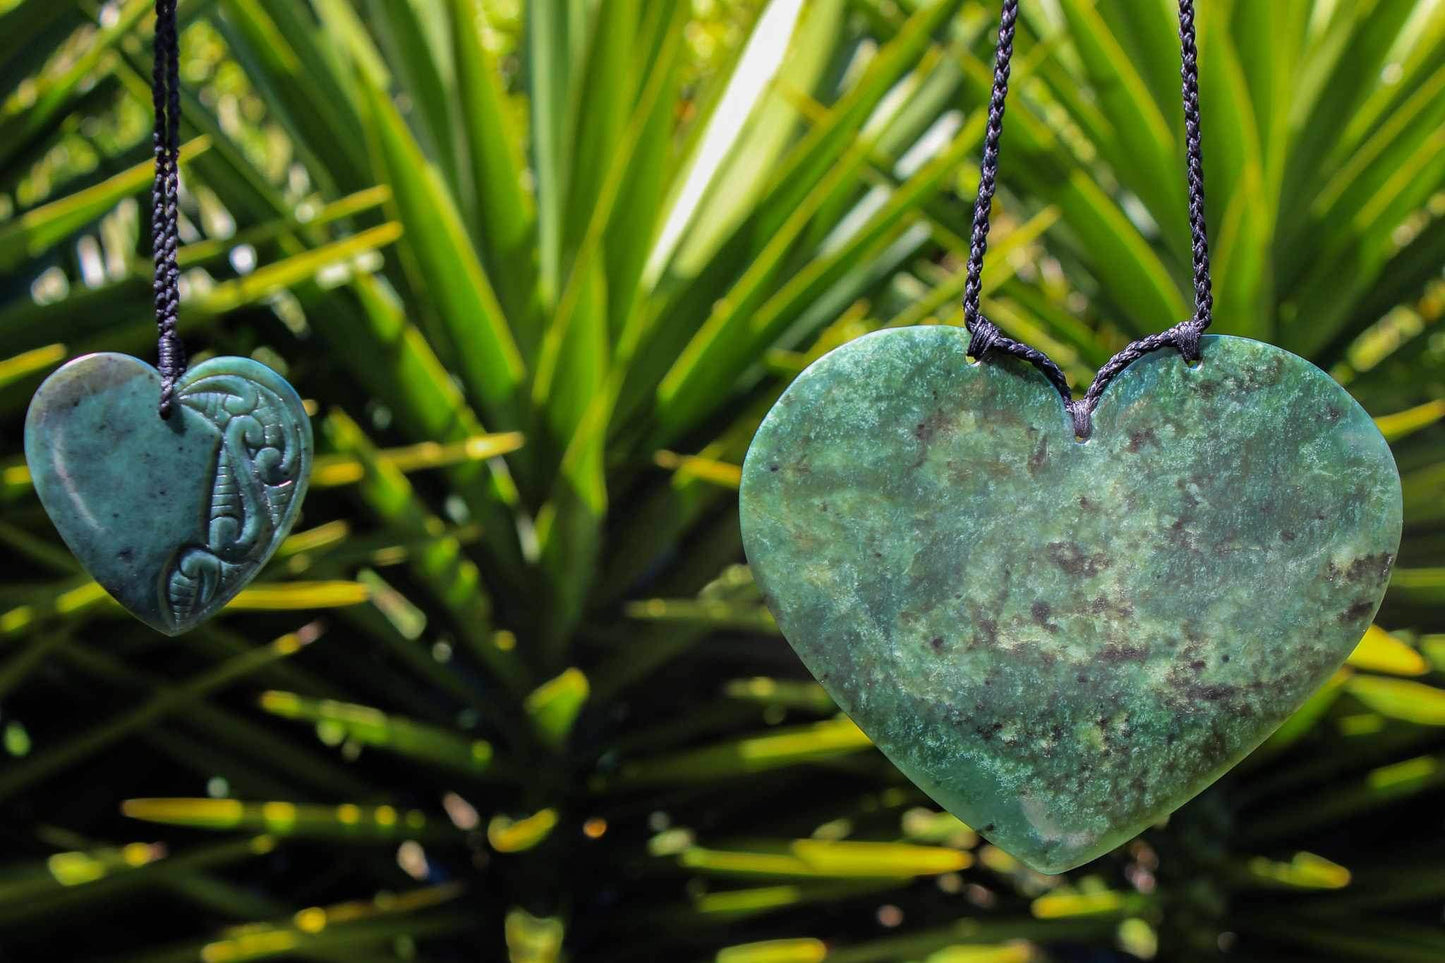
(1, 0, 1444, 959)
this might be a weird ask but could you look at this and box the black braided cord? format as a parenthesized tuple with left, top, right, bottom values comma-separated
(962, 0, 1214, 437)
(153, 0, 185, 418)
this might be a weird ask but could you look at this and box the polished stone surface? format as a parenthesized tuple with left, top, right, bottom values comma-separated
(26, 353, 312, 635)
(740, 328, 1401, 873)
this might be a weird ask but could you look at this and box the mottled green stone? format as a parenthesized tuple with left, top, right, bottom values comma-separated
(25, 352, 312, 635)
(739, 328, 1401, 873)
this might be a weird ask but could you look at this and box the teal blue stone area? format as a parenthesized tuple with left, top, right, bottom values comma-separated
(739, 327, 1402, 874)
(25, 352, 312, 635)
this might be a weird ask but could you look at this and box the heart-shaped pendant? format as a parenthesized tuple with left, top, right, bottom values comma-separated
(739, 327, 1401, 873)
(25, 353, 313, 636)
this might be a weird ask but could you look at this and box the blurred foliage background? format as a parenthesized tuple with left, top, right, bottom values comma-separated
(1, 0, 1444, 960)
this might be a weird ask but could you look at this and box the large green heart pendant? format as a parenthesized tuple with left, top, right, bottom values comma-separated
(25, 353, 313, 636)
(739, 327, 1401, 873)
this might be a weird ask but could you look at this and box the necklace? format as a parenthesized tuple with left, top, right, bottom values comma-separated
(23, 0, 312, 636)
(738, 0, 1402, 874)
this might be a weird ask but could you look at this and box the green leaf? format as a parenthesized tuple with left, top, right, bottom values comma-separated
(1235, 851, 1352, 890)
(122, 798, 444, 841)
(1346, 675, 1445, 725)
(1031, 889, 1152, 919)
(258, 690, 499, 777)
(1281, 63, 1445, 357)
(0, 344, 66, 391)
(312, 273, 528, 581)
(607, 716, 872, 786)
(1376, 399, 1445, 442)
(488, 808, 559, 852)
(56, 643, 376, 797)
(322, 408, 526, 694)
(358, 67, 526, 429)
(363, 0, 463, 197)
(1244, 753, 1445, 842)
(723, 677, 834, 713)
(525, 667, 589, 748)
(656, 114, 975, 439)
(680, 839, 971, 880)
(937, 23, 1194, 337)
(1231, 0, 1312, 208)
(1388, 567, 1445, 604)
(0, 2, 81, 84)
(0, 0, 151, 170)
(1055, 0, 1189, 258)
(601, 1, 686, 341)
(1277, 0, 1421, 250)
(620, 0, 965, 428)
(527, 8, 688, 656)
(1090, 0, 1181, 121)
(661, 0, 841, 281)
(626, 596, 775, 633)
(1348, 626, 1430, 676)
(531, 1, 685, 410)
(121, 913, 473, 963)
(191, 222, 403, 311)
(114, 887, 468, 963)
(0, 628, 321, 803)
(1242, 917, 1445, 963)
(229, 582, 372, 611)
(0, 836, 277, 928)
(310, 430, 526, 488)
(218, 0, 368, 189)
(1196, 2, 1271, 339)
(447, 0, 540, 354)
(0, 136, 210, 271)
(715, 939, 827, 963)
(525, 0, 577, 308)
(558, 0, 636, 269)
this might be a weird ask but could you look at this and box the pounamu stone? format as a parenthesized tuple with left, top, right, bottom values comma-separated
(25, 353, 312, 635)
(739, 327, 1401, 873)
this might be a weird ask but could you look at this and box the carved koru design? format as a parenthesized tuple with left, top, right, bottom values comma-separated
(163, 366, 308, 628)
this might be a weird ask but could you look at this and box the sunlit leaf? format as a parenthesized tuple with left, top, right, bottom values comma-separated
(715, 938, 827, 963)
(609, 716, 872, 786)
(1237, 851, 1351, 890)
(258, 691, 498, 777)
(525, 667, 589, 748)
(0, 137, 209, 270)
(357, 61, 525, 429)
(488, 809, 558, 853)
(1348, 626, 1430, 676)
(122, 798, 441, 841)
(1346, 674, 1445, 724)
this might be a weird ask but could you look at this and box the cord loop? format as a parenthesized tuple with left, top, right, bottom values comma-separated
(961, 0, 1214, 439)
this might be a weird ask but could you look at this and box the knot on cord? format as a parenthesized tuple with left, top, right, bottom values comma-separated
(157, 333, 183, 418)
(1066, 400, 1093, 440)
(956, 0, 1217, 446)
(966, 317, 1002, 360)
(1170, 318, 1204, 363)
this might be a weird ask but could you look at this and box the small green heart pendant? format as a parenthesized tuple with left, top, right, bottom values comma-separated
(740, 327, 1401, 873)
(25, 352, 313, 635)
